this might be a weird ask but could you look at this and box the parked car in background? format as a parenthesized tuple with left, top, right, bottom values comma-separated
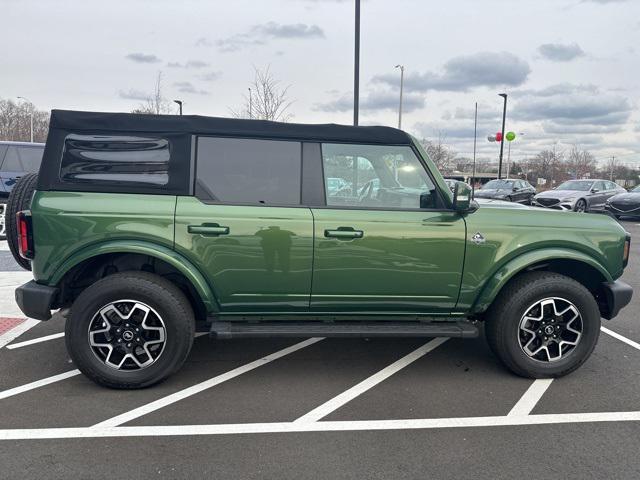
(326, 177, 349, 195)
(0, 141, 45, 239)
(533, 179, 625, 213)
(605, 184, 640, 219)
(473, 179, 536, 204)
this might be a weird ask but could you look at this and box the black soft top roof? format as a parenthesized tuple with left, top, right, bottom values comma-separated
(49, 110, 412, 145)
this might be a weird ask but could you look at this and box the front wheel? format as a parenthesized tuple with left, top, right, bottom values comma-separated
(485, 271, 600, 378)
(66, 271, 195, 389)
(574, 199, 588, 213)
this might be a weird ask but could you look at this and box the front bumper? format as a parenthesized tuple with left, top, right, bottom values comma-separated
(532, 199, 575, 211)
(600, 279, 633, 320)
(15, 280, 59, 321)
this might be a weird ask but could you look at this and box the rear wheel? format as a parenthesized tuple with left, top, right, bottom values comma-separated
(574, 199, 588, 213)
(65, 271, 195, 389)
(6, 173, 39, 270)
(485, 271, 600, 378)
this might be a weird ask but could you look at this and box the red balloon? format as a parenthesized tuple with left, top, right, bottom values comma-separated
(495, 132, 503, 142)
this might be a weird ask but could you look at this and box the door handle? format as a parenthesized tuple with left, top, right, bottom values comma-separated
(324, 228, 364, 239)
(188, 224, 230, 236)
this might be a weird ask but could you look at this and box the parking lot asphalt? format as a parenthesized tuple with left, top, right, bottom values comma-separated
(0, 219, 639, 479)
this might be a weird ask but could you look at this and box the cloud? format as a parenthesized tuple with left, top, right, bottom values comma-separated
(538, 43, 585, 62)
(372, 52, 530, 92)
(512, 85, 632, 137)
(217, 22, 324, 52)
(118, 89, 151, 101)
(125, 52, 161, 64)
(195, 37, 213, 47)
(581, 0, 629, 3)
(313, 90, 426, 113)
(167, 60, 210, 69)
(199, 71, 222, 82)
(173, 81, 208, 95)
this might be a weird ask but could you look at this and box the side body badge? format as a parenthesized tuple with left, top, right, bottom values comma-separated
(471, 232, 486, 245)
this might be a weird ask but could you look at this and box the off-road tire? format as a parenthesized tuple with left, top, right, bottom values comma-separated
(65, 271, 195, 389)
(485, 271, 600, 378)
(6, 173, 39, 270)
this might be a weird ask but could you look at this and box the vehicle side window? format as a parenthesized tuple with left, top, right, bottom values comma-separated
(593, 181, 605, 191)
(321, 143, 438, 209)
(607, 181, 618, 190)
(2, 147, 22, 171)
(196, 137, 301, 205)
(0, 145, 7, 168)
(60, 134, 171, 186)
(17, 147, 43, 172)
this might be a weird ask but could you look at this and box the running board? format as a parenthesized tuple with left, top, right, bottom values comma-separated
(209, 321, 478, 339)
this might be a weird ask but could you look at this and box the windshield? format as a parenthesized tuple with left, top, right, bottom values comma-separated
(483, 180, 514, 189)
(556, 181, 593, 191)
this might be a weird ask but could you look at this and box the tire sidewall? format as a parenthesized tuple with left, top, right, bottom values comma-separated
(0, 200, 6, 240)
(66, 275, 194, 388)
(501, 280, 600, 376)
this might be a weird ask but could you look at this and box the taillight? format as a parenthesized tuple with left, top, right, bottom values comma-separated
(16, 211, 34, 260)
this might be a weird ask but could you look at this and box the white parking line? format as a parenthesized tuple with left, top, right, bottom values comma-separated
(602, 326, 640, 351)
(93, 337, 324, 428)
(6, 332, 65, 349)
(295, 337, 448, 423)
(507, 379, 554, 416)
(1, 411, 639, 441)
(0, 370, 80, 400)
(0, 319, 39, 349)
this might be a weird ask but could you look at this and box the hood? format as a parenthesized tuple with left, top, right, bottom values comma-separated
(476, 198, 529, 209)
(609, 192, 640, 202)
(475, 188, 511, 196)
(535, 189, 583, 199)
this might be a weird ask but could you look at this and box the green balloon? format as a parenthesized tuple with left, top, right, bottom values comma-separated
(506, 131, 516, 141)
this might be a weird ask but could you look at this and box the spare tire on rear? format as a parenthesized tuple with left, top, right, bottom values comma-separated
(6, 173, 39, 271)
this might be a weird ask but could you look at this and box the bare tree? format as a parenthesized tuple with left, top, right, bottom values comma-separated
(529, 145, 564, 187)
(420, 133, 457, 173)
(131, 72, 173, 115)
(231, 66, 294, 121)
(566, 145, 596, 179)
(0, 98, 49, 142)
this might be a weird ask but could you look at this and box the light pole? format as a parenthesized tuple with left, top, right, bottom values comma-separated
(353, 0, 360, 126)
(248, 88, 253, 119)
(17, 96, 33, 143)
(497, 93, 507, 179)
(395, 64, 404, 129)
(173, 100, 183, 115)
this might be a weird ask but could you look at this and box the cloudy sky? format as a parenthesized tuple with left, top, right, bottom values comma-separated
(2, 0, 639, 164)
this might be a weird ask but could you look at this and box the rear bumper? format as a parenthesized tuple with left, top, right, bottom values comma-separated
(601, 279, 633, 320)
(15, 280, 59, 321)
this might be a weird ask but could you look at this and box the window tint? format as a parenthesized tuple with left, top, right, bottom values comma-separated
(60, 134, 170, 186)
(196, 137, 301, 205)
(17, 147, 43, 172)
(2, 147, 22, 171)
(321, 143, 437, 209)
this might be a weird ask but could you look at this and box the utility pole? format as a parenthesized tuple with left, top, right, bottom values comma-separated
(353, 0, 361, 126)
(395, 64, 404, 129)
(17, 96, 33, 142)
(610, 156, 615, 181)
(248, 88, 253, 119)
(498, 93, 507, 179)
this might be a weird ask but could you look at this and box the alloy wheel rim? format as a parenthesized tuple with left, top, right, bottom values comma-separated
(518, 297, 583, 363)
(575, 201, 586, 212)
(88, 300, 167, 370)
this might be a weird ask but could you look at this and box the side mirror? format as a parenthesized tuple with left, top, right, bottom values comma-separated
(591, 188, 599, 193)
(453, 181, 477, 213)
(512, 186, 519, 192)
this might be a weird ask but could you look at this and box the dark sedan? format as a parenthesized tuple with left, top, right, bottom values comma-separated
(606, 184, 640, 218)
(473, 179, 536, 204)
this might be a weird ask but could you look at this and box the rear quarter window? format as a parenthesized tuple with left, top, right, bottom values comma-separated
(17, 146, 44, 172)
(60, 134, 170, 186)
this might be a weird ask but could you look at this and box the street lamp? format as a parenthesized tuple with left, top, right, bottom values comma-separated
(395, 65, 405, 129)
(497, 93, 508, 179)
(173, 99, 183, 115)
(353, 0, 361, 126)
(17, 96, 34, 143)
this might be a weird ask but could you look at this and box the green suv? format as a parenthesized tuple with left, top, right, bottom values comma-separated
(14, 110, 632, 388)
